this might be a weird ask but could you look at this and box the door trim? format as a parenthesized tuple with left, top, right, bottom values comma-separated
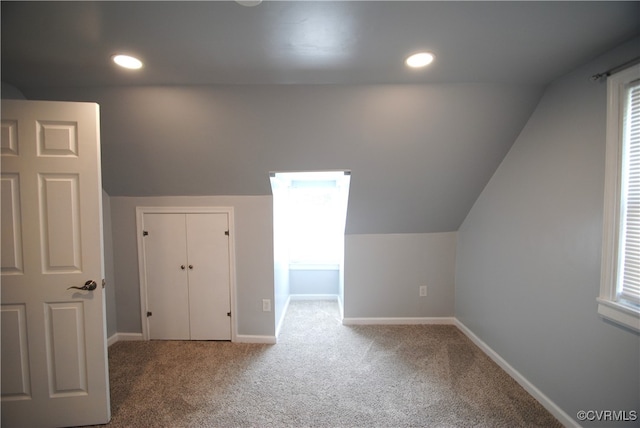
(135, 206, 237, 342)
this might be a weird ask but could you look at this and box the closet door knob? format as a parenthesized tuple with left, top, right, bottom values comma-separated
(188, 265, 193, 270)
(181, 265, 186, 270)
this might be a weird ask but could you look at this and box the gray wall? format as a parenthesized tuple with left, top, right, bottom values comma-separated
(1, 81, 26, 99)
(272, 182, 290, 335)
(21, 83, 541, 235)
(455, 37, 640, 426)
(109, 195, 275, 337)
(345, 232, 456, 319)
(290, 269, 340, 295)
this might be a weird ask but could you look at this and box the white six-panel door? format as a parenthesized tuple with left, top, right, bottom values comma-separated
(141, 212, 232, 341)
(1, 100, 110, 427)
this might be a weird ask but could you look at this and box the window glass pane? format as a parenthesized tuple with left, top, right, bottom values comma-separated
(287, 184, 343, 265)
(618, 79, 640, 304)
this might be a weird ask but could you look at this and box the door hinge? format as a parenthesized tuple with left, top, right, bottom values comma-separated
(147, 311, 152, 317)
(224, 230, 229, 236)
(143, 230, 149, 236)
(227, 312, 231, 317)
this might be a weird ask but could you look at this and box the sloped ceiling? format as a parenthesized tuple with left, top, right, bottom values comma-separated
(2, 2, 639, 234)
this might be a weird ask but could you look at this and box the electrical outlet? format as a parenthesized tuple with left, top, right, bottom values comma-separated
(419, 285, 427, 297)
(262, 299, 271, 312)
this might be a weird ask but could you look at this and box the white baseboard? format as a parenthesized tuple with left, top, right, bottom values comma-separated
(290, 294, 339, 301)
(342, 317, 455, 325)
(107, 334, 118, 347)
(235, 334, 277, 344)
(275, 295, 291, 338)
(108, 332, 274, 345)
(454, 319, 578, 428)
(107, 332, 144, 347)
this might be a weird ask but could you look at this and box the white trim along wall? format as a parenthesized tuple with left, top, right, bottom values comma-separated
(454, 320, 578, 427)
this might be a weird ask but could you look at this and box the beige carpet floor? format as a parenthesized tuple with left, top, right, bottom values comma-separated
(96, 300, 561, 427)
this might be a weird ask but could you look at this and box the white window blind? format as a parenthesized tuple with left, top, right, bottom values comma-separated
(619, 79, 640, 304)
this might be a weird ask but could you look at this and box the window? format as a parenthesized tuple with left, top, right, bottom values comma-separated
(270, 171, 350, 269)
(287, 180, 346, 267)
(599, 64, 640, 332)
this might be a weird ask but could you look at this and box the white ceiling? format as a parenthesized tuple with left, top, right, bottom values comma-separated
(2, 1, 639, 88)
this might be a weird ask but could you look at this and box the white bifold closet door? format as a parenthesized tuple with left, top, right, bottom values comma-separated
(143, 213, 231, 340)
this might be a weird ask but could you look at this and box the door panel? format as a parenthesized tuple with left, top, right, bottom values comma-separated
(44, 302, 88, 396)
(39, 174, 82, 272)
(0, 305, 31, 399)
(1, 174, 24, 274)
(144, 213, 190, 340)
(186, 213, 231, 340)
(1, 100, 110, 427)
(36, 121, 78, 157)
(1, 120, 19, 155)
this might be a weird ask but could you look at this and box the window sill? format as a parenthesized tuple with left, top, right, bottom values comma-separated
(288, 263, 340, 271)
(597, 298, 640, 332)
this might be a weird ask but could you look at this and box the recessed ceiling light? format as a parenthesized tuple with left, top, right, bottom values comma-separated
(405, 52, 435, 68)
(235, 0, 262, 6)
(112, 54, 143, 70)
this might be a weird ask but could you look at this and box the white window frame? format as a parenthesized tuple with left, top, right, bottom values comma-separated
(598, 64, 640, 332)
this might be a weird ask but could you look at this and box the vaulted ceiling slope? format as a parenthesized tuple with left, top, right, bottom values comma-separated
(22, 84, 541, 234)
(2, 2, 639, 234)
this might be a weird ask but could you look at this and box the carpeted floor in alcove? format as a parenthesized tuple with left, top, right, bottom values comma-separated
(94, 299, 561, 428)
